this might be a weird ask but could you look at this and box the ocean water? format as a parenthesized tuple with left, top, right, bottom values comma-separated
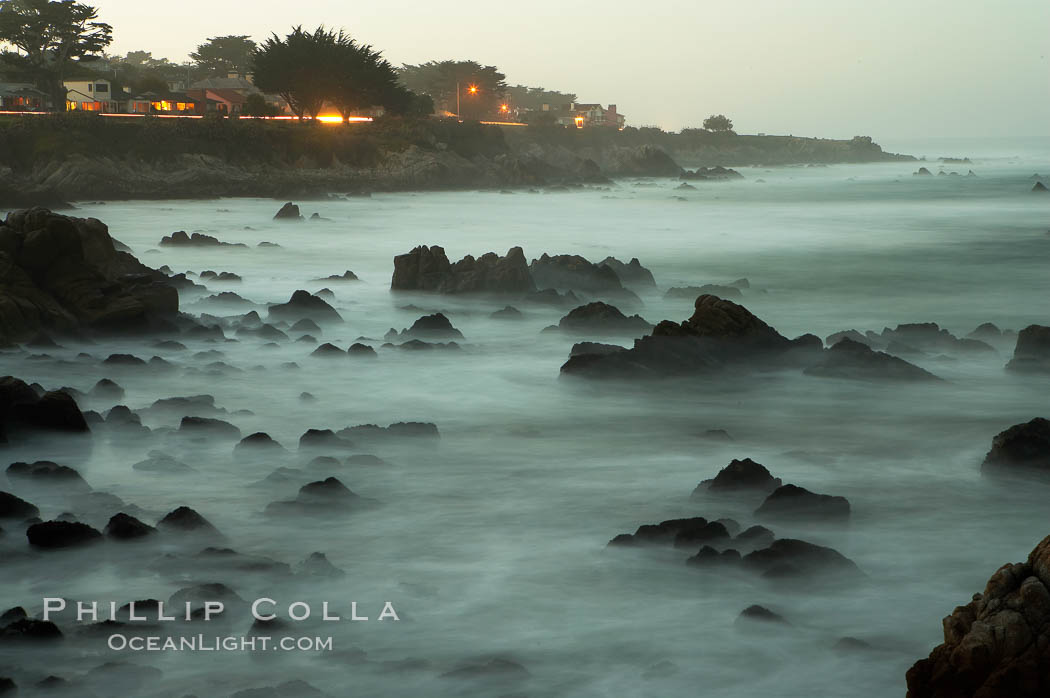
(1, 146, 1049, 697)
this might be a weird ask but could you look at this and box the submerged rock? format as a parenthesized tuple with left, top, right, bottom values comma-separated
(392, 313, 464, 340)
(561, 295, 815, 378)
(0, 491, 40, 519)
(529, 253, 638, 302)
(804, 338, 942, 382)
(906, 534, 1050, 698)
(156, 506, 220, 535)
(599, 257, 656, 288)
(27, 520, 103, 548)
(553, 302, 652, 336)
(490, 305, 523, 320)
(694, 458, 782, 494)
(6, 461, 89, 490)
(104, 513, 156, 540)
(159, 230, 246, 247)
(736, 605, 788, 625)
(268, 290, 342, 324)
(742, 538, 861, 579)
(754, 484, 851, 521)
(981, 418, 1050, 477)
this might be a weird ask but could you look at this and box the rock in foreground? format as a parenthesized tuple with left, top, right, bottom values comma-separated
(0, 208, 178, 345)
(906, 534, 1050, 698)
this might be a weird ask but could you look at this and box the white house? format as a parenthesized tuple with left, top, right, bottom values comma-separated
(63, 78, 120, 112)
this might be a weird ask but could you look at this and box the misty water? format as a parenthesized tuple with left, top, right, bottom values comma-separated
(2, 145, 1049, 696)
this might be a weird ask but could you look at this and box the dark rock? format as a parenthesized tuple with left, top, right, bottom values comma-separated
(103, 353, 146, 366)
(490, 305, 522, 319)
(89, 378, 124, 400)
(686, 545, 742, 567)
(290, 318, 322, 334)
(529, 253, 638, 301)
(1006, 325, 1050, 373)
(736, 605, 788, 624)
(104, 513, 156, 540)
(569, 341, 627, 358)
(672, 521, 731, 549)
(273, 202, 302, 220)
(879, 322, 995, 355)
(159, 230, 246, 247)
(394, 313, 464, 340)
(1033, 181, 1049, 193)
(967, 322, 1002, 340)
(348, 342, 377, 358)
(0, 607, 26, 625)
(0, 618, 62, 640)
(804, 338, 942, 382)
(523, 288, 580, 307)
(599, 257, 656, 288)
(914, 167, 932, 176)
(834, 637, 873, 653)
(395, 339, 462, 352)
(338, 422, 439, 444)
(906, 534, 1050, 698)
(735, 525, 775, 550)
(6, 460, 89, 489)
(681, 166, 743, 180)
(298, 428, 355, 451)
(314, 270, 358, 282)
(235, 432, 285, 455)
(555, 302, 652, 335)
(0, 490, 40, 519)
(754, 484, 851, 521)
(609, 517, 712, 547)
(981, 418, 1050, 477)
(311, 342, 345, 357)
(695, 458, 782, 493)
(391, 245, 535, 294)
(179, 416, 241, 440)
(156, 506, 219, 534)
(742, 538, 861, 579)
(0, 209, 179, 346)
(562, 295, 799, 378)
(295, 552, 346, 578)
(26, 520, 102, 548)
(265, 477, 367, 516)
(268, 290, 342, 324)
(133, 451, 193, 474)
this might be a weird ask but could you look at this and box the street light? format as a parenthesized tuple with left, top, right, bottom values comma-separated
(456, 82, 480, 119)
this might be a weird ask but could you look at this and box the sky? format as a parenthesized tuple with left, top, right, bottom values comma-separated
(96, 0, 1049, 141)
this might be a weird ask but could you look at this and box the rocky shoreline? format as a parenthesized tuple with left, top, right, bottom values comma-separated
(0, 117, 914, 207)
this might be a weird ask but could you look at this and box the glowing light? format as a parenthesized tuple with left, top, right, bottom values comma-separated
(468, 84, 478, 94)
(574, 116, 584, 128)
(499, 104, 509, 112)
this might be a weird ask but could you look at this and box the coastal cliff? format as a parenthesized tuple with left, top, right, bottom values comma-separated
(0, 115, 913, 206)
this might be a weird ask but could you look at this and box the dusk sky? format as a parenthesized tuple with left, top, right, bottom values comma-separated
(98, 0, 1049, 140)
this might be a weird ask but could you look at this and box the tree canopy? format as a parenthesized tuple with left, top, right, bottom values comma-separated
(252, 26, 422, 122)
(504, 85, 576, 111)
(190, 35, 256, 76)
(397, 60, 506, 119)
(702, 114, 734, 133)
(0, 0, 112, 106)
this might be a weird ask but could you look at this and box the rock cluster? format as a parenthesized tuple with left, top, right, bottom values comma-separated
(906, 535, 1050, 698)
(0, 208, 178, 345)
(391, 246, 535, 294)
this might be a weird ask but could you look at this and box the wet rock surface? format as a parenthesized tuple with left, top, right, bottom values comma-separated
(906, 535, 1050, 698)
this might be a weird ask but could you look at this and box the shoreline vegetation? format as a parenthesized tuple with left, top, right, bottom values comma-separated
(0, 114, 914, 207)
